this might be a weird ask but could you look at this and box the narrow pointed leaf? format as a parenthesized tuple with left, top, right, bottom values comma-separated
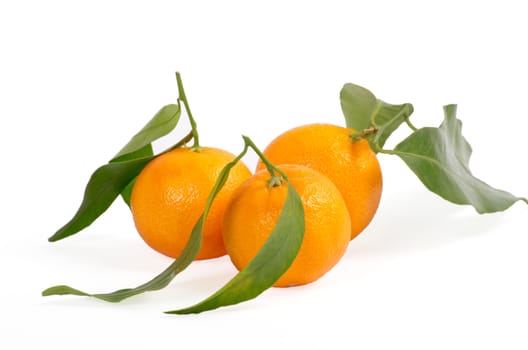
(392, 104, 527, 213)
(120, 176, 139, 207)
(111, 104, 180, 205)
(340, 83, 414, 149)
(111, 104, 180, 161)
(48, 157, 153, 242)
(166, 182, 305, 315)
(43, 145, 249, 302)
(112, 144, 154, 206)
(49, 104, 182, 241)
(42, 213, 202, 302)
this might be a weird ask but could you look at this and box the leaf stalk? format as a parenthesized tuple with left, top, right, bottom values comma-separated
(176, 72, 201, 150)
(242, 135, 287, 187)
(404, 115, 418, 131)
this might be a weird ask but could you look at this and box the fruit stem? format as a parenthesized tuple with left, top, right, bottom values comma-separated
(242, 136, 287, 187)
(176, 72, 201, 150)
(350, 127, 378, 142)
(166, 131, 194, 153)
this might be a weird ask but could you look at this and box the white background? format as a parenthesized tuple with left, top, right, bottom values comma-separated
(1, 1, 527, 349)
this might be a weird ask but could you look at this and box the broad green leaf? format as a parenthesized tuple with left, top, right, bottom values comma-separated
(340, 83, 378, 131)
(43, 144, 249, 301)
(392, 104, 527, 213)
(166, 182, 305, 315)
(340, 83, 414, 149)
(372, 101, 414, 149)
(48, 157, 153, 242)
(111, 104, 180, 161)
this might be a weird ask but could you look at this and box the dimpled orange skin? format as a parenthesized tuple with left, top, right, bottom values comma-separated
(222, 164, 351, 287)
(130, 147, 252, 260)
(257, 123, 382, 240)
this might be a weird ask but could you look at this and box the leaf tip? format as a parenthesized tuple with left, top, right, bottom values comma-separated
(340, 82, 351, 93)
(443, 104, 458, 115)
(164, 308, 192, 315)
(41, 286, 61, 297)
(48, 228, 68, 242)
(241, 135, 251, 143)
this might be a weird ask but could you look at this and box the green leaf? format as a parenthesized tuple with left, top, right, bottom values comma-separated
(110, 144, 154, 207)
(111, 104, 180, 161)
(340, 83, 414, 149)
(371, 101, 414, 149)
(42, 212, 201, 301)
(111, 104, 180, 205)
(120, 178, 137, 207)
(111, 145, 154, 206)
(340, 83, 378, 131)
(48, 157, 153, 242)
(392, 104, 528, 213)
(43, 143, 250, 302)
(49, 104, 182, 241)
(166, 182, 305, 315)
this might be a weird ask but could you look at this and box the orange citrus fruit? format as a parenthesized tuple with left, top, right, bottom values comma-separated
(130, 147, 252, 260)
(256, 123, 382, 240)
(222, 164, 351, 287)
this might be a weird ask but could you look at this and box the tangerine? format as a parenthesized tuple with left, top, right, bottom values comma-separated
(222, 164, 351, 287)
(256, 123, 382, 240)
(130, 147, 252, 260)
